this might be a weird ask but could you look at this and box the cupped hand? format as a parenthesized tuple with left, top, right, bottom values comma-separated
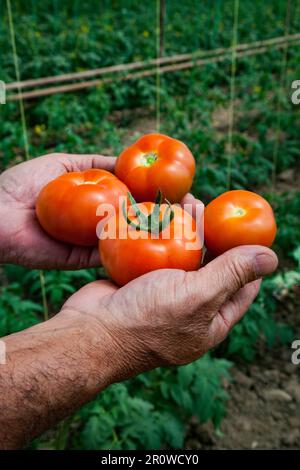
(0, 153, 115, 269)
(62, 243, 278, 377)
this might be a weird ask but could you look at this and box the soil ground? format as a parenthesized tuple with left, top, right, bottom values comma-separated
(186, 299, 300, 449)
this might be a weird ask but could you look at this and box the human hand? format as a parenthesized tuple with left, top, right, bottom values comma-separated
(63, 242, 278, 379)
(0, 244, 277, 450)
(0, 190, 277, 448)
(0, 153, 115, 269)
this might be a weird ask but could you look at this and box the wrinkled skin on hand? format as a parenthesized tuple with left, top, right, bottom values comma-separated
(0, 153, 115, 269)
(63, 245, 277, 369)
(0, 165, 278, 449)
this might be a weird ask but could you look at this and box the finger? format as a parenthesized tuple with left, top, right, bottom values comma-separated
(180, 194, 204, 251)
(23, 221, 102, 270)
(58, 245, 104, 270)
(181, 193, 195, 206)
(188, 245, 277, 315)
(55, 153, 117, 172)
(209, 279, 261, 346)
(180, 193, 205, 220)
(220, 278, 261, 327)
(61, 246, 101, 270)
(29, 246, 101, 271)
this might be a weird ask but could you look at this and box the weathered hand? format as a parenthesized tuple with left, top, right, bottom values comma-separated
(0, 153, 115, 269)
(0, 191, 278, 448)
(63, 244, 278, 375)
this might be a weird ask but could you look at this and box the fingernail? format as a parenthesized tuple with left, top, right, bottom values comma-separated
(255, 252, 278, 277)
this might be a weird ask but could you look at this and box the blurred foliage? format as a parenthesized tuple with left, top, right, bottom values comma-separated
(30, 355, 231, 450)
(0, 0, 300, 450)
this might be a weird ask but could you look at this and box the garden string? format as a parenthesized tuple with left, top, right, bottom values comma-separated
(6, 0, 49, 321)
(271, 0, 292, 194)
(156, 0, 162, 132)
(226, 0, 240, 191)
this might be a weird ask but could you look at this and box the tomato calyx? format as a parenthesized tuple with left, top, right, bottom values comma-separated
(232, 207, 246, 217)
(140, 152, 158, 167)
(122, 190, 174, 235)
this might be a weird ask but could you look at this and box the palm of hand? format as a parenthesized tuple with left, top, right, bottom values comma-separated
(0, 153, 115, 269)
(63, 259, 261, 368)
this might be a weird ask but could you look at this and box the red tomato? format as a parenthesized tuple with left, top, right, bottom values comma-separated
(36, 169, 129, 246)
(99, 200, 202, 286)
(115, 133, 196, 203)
(204, 190, 277, 256)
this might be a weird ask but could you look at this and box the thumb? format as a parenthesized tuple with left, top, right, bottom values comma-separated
(198, 245, 278, 306)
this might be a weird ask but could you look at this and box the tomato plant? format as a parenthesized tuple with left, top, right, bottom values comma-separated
(115, 133, 196, 203)
(99, 193, 202, 286)
(204, 190, 277, 256)
(36, 169, 129, 246)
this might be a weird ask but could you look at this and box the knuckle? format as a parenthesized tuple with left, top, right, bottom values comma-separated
(48, 152, 60, 158)
(228, 255, 254, 289)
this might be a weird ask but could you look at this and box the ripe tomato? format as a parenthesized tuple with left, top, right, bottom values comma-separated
(36, 169, 129, 246)
(115, 133, 196, 203)
(204, 190, 277, 256)
(99, 198, 202, 286)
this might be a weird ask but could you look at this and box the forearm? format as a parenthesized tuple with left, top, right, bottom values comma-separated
(0, 309, 137, 449)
